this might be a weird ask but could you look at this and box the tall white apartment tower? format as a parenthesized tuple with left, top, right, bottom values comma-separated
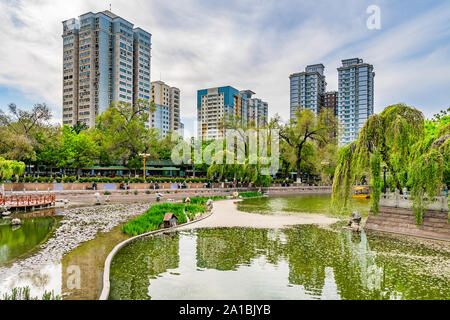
(62, 11, 151, 128)
(337, 58, 375, 145)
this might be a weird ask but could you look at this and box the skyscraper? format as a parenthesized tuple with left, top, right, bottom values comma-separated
(337, 58, 375, 145)
(289, 64, 326, 119)
(62, 10, 151, 128)
(150, 80, 181, 137)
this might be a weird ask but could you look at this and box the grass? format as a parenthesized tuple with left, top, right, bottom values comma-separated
(122, 203, 204, 236)
(1, 287, 61, 300)
(122, 196, 226, 236)
(239, 192, 263, 198)
(184, 195, 227, 206)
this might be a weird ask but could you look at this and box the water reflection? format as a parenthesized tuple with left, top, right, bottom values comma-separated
(0, 216, 56, 265)
(237, 194, 370, 217)
(109, 226, 450, 300)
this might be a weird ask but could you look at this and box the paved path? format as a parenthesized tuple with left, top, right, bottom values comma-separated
(178, 200, 339, 230)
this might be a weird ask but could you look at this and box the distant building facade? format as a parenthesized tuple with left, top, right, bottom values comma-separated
(197, 86, 268, 140)
(62, 10, 151, 128)
(324, 91, 338, 116)
(289, 64, 326, 119)
(150, 80, 181, 137)
(337, 58, 375, 145)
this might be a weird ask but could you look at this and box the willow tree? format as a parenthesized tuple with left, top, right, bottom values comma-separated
(0, 157, 26, 182)
(279, 108, 338, 181)
(332, 104, 448, 224)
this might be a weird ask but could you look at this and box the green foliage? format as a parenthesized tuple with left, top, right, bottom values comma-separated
(184, 196, 227, 206)
(279, 108, 338, 179)
(104, 191, 112, 196)
(121, 202, 207, 236)
(0, 156, 25, 181)
(239, 192, 263, 198)
(1, 287, 61, 300)
(332, 104, 449, 224)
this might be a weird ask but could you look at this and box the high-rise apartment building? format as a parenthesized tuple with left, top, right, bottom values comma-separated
(150, 80, 181, 137)
(289, 64, 326, 119)
(337, 58, 375, 145)
(243, 90, 268, 128)
(324, 91, 338, 116)
(197, 86, 268, 140)
(62, 10, 151, 128)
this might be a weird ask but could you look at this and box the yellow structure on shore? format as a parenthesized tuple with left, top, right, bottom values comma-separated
(353, 187, 371, 199)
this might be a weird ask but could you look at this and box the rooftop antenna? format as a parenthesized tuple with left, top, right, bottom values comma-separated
(109, 3, 112, 11)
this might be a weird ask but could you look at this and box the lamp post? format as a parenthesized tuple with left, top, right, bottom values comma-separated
(382, 166, 387, 193)
(139, 154, 151, 182)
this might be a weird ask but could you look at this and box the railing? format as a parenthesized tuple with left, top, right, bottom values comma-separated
(0, 194, 56, 208)
(380, 189, 448, 212)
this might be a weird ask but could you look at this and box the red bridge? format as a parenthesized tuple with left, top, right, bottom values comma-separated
(0, 194, 56, 211)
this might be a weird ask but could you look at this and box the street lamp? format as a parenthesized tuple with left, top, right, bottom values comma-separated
(382, 166, 387, 193)
(139, 154, 151, 182)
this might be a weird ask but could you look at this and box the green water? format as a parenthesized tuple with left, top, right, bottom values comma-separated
(0, 217, 56, 265)
(237, 194, 371, 216)
(109, 226, 450, 300)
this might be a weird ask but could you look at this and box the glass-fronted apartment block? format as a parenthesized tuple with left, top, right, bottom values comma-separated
(289, 64, 326, 119)
(337, 58, 375, 146)
(150, 80, 181, 137)
(62, 10, 151, 128)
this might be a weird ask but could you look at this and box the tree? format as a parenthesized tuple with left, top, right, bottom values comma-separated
(71, 121, 88, 134)
(0, 157, 26, 181)
(278, 108, 338, 181)
(331, 104, 449, 224)
(58, 126, 99, 178)
(0, 103, 53, 174)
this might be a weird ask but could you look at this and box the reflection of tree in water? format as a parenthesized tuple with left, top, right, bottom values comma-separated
(196, 228, 285, 271)
(109, 233, 179, 300)
(0, 217, 55, 265)
(284, 225, 390, 299)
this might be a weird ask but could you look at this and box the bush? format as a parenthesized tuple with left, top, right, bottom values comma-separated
(104, 191, 112, 196)
(146, 191, 151, 195)
(239, 192, 263, 198)
(184, 196, 227, 206)
(134, 190, 139, 196)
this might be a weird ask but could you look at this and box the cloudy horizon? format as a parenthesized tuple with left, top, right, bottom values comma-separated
(0, 0, 449, 138)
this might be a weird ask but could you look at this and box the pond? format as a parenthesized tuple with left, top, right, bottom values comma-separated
(237, 194, 371, 217)
(109, 226, 450, 300)
(0, 215, 56, 265)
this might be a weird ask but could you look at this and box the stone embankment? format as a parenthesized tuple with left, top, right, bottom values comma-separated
(0, 203, 150, 282)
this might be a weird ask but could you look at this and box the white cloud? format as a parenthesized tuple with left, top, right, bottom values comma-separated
(0, 0, 448, 132)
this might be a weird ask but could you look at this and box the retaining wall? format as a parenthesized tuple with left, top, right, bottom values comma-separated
(365, 206, 450, 241)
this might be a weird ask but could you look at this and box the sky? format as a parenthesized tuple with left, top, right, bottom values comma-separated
(0, 0, 449, 138)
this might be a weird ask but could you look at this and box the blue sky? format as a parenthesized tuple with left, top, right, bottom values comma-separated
(0, 0, 449, 137)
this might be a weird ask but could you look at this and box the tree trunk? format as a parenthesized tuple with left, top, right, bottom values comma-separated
(296, 145, 303, 181)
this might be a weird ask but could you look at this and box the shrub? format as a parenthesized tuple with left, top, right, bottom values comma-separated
(104, 191, 112, 196)
(146, 190, 151, 195)
(239, 192, 263, 198)
(184, 196, 227, 206)
(134, 190, 139, 196)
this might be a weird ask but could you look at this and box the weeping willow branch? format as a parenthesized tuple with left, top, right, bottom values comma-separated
(332, 104, 448, 224)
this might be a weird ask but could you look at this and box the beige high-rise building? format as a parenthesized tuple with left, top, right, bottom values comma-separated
(62, 10, 151, 128)
(150, 81, 180, 136)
